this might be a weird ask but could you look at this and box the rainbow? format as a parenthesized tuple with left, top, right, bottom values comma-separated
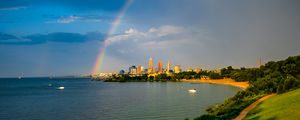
(92, 0, 132, 74)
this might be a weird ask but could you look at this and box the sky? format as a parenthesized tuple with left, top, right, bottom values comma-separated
(0, 0, 300, 77)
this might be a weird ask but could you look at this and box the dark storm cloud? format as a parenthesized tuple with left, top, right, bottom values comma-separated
(0, 33, 19, 40)
(0, 32, 104, 45)
(108, 0, 300, 69)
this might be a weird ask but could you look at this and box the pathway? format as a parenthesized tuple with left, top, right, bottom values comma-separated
(233, 94, 276, 120)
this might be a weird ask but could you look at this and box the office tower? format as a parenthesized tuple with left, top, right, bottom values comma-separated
(157, 60, 163, 73)
(137, 65, 144, 74)
(129, 65, 137, 74)
(174, 65, 181, 73)
(148, 57, 153, 73)
(167, 60, 171, 73)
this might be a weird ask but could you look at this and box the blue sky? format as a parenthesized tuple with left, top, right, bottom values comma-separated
(1, 0, 300, 77)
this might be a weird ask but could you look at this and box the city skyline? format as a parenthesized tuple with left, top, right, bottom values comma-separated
(1, 0, 300, 77)
(125, 57, 177, 74)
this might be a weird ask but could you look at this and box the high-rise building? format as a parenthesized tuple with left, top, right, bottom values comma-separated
(256, 57, 263, 68)
(137, 65, 144, 74)
(141, 66, 144, 73)
(174, 65, 181, 73)
(157, 60, 163, 73)
(148, 57, 153, 73)
(167, 60, 171, 73)
(129, 65, 137, 74)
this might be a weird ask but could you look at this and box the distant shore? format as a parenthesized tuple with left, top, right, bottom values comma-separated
(180, 78, 249, 90)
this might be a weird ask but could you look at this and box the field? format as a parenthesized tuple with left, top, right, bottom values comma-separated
(246, 88, 300, 120)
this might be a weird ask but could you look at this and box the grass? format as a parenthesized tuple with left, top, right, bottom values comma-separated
(245, 88, 300, 120)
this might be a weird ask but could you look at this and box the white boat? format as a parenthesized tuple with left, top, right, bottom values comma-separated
(57, 86, 65, 90)
(188, 89, 197, 93)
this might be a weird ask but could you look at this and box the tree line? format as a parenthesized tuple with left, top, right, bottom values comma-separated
(102, 70, 223, 82)
(195, 55, 300, 120)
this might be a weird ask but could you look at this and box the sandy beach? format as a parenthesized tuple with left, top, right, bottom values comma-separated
(180, 78, 249, 90)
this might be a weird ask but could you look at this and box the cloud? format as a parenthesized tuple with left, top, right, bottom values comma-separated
(56, 15, 80, 24)
(0, 33, 33, 45)
(0, 33, 19, 40)
(103, 25, 213, 69)
(46, 15, 112, 24)
(0, 32, 104, 45)
(105, 25, 209, 48)
(0, 6, 27, 11)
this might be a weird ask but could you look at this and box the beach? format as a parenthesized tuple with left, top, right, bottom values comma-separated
(180, 78, 249, 90)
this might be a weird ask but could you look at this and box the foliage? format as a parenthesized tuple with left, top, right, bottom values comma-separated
(196, 55, 300, 119)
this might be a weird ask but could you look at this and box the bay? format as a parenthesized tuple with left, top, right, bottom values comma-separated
(0, 78, 241, 120)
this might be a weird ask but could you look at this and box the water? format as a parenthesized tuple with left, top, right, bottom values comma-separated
(0, 78, 241, 120)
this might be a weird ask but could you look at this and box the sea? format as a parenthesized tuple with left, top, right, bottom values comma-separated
(0, 78, 241, 120)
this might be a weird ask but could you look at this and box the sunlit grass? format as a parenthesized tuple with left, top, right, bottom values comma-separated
(246, 88, 300, 120)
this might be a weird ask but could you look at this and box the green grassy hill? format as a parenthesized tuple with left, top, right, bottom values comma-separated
(246, 89, 300, 120)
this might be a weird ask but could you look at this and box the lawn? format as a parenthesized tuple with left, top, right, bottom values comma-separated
(246, 88, 300, 120)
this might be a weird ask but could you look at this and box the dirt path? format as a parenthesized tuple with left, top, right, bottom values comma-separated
(233, 94, 276, 120)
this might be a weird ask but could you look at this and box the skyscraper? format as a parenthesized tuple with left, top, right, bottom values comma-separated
(174, 65, 181, 73)
(157, 60, 163, 73)
(137, 65, 144, 74)
(148, 57, 153, 73)
(129, 66, 137, 74)
(256, 57, 262, 68)
(167, 60, 171, 73)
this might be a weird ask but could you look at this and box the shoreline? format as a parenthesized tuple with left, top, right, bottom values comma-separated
(180, 78, 249, 90)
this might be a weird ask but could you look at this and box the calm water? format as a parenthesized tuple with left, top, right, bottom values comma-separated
(0, 78, 241, 120)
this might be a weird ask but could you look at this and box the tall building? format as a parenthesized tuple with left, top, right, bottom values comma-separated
(129, 65, 137, 74)
(167, 60, 171, 73)
(141, 66, 144, 73)
(174, 65, 181, 73)
(256, 57, 263, 68)
(157, 60, 163, 73)
(137, 65, 144, 74)
(148, 57, 153, 73)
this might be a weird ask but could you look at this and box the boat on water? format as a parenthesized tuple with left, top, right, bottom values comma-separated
(57, 86, 65, 90)
(188, 89, 197, 93)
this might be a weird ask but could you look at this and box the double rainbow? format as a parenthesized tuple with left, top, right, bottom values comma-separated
(92, 0, 132, 74)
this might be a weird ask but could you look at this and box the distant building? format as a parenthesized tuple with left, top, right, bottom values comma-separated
(119, 69, 125, 74)
(187, 68, 193, 72)
(129, 66, 137, 74)
(256, 57, 263, 68)
(166, 60, 172, 74)
(212, 68, 222, 74)
(194, 68, 202, 73)
(174, 65, 181, 73)
(141, 66, 144, 73)
(91, 72, 114, 79)
(157, 60, 163, 73)
(137, 65, 144, 74)
(148, 57, 154, 73)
